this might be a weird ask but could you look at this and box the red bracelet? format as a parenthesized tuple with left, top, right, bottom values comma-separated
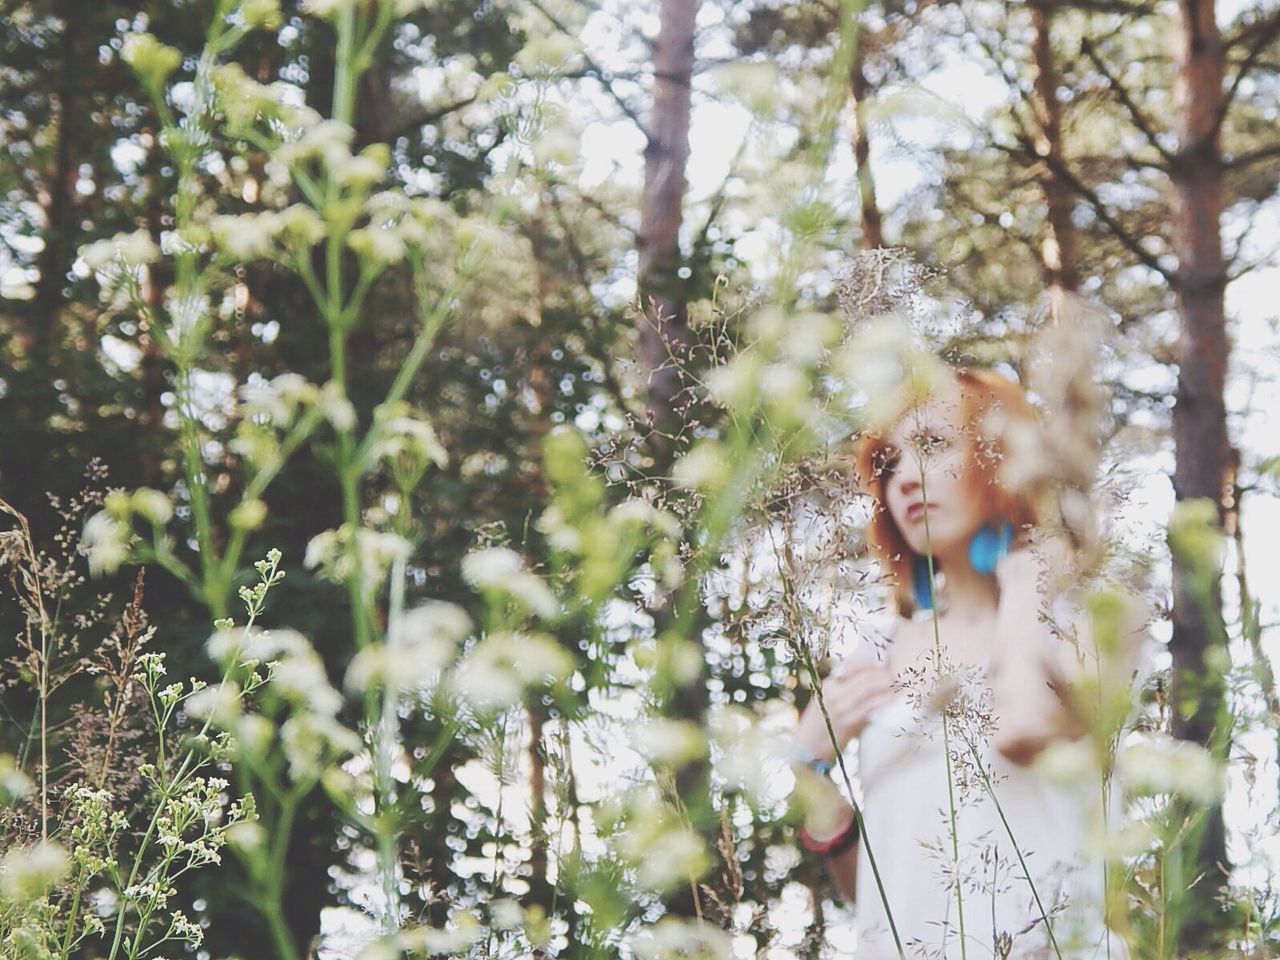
(798, 816, 859, 856)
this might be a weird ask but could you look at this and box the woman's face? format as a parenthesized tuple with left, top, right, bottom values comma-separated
(880, 396, 986, 561)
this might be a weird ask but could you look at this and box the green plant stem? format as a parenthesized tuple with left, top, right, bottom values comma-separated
(918, 468, 968, 960)
(795, 644, 905, 958)
(960, 734, 1064, 960)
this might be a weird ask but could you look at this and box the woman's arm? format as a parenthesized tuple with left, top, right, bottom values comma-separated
(789, 637, 899, 900)
(989, 543, 1085, 764)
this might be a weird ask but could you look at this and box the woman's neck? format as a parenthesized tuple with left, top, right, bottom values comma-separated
(933, 551, 1000, 622)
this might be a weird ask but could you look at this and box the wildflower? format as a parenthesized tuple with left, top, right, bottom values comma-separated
(304, 526, 411, 590)
(347, 602, 468, 693)
(833, 314, 948, 431)
(461, 547, 558, 619)
(332, 143, 389, 188)
(280, 714, 360, 781)
(120, 33, 182, 89)
(672, 441, 731, 493)
(0, 755, 33, 804)
(450, 632, 572, 710)
(629, 917, 733, 959)
(299, 0, 356, 18)
(82, 510, 133, 576)
(277, 204, 326, 248)
(276, 118, 355, 168)
(240, 0, 282, 29)
(704, 353, 764, 413)
(629, 719, 705, 767)
(348, 225, 406, 265)
(1116, 733, 1224, 805)
(184, 682, 242, 725)
(398, 912, 483, 954)
(229, 499, 268, 531)
(209, 211, 282, 261)
(0, 841, 69, 903)
(80, 229, 161, 271)
(320, 381, 356, 431)
(489, 898, 523, 930)
(130, 487, 174, 525)
(614, 789, 709, 893)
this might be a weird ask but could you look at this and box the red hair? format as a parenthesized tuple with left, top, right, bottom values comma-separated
(854, 368, 1040, 615)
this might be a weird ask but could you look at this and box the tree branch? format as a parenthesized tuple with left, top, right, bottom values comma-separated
(1001, 136, 1177, 283)
(1214, 8, 1280, 134)
(524, 0, 655, 142)
(1079, 35, 1176, 167)
(1225, 143, 1280, 170)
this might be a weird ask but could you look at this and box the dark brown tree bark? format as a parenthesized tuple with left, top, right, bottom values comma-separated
(1027, 0, 1079, 294)
(1168, 0, 1231, 944)
(849, 46, 884, 251)
(637, 0, 701, 453)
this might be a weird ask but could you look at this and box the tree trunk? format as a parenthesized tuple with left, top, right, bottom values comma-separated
(848, 45, 883, 250)
(637, 0, 701, 453)
(1028, 0, 1078, 295)
(1168, 0, 1231, 945)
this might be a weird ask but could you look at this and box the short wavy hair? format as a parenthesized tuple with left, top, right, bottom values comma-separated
(853, 367, 1041, 615)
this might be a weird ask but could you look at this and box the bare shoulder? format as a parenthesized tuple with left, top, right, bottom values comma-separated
(882, 616, 927, 674)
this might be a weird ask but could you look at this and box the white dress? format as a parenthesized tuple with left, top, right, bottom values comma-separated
(851, 684, 1123, 960)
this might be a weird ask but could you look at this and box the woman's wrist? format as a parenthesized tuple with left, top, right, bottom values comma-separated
(789, 738, 836, 775)
(799, 811, 859, 856)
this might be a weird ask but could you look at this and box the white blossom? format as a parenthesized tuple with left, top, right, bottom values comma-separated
(450, 632, 572, 710)
(0, 841, 69, 903)
(461, 547, 558, 618)
(82, 511, 132, 576)
(79, 229, 161, 271)
(1116, 733, 1224, 805)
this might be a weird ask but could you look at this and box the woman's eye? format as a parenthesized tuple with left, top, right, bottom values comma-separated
(878, 452, 900, 477)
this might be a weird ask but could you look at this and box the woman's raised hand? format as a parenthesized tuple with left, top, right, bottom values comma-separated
(793, 662, 896, 764)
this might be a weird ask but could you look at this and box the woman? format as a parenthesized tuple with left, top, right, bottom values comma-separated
(793, 368, 1121, 959)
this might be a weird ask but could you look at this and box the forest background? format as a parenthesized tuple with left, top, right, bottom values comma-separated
(1, 0, 1279, 958)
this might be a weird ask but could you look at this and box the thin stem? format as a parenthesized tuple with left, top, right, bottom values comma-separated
(961, 733, 1065, 960)
(918, 464, 968, 960)
(794, 643, 905, 958)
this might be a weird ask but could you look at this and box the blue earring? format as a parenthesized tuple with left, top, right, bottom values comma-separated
(912, 553, 936, 611)
(968, 521, 1013, 574)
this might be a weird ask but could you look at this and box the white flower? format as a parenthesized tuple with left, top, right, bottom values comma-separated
(398, 912, 482, 954)
(348, 225, 406, 265)
(320, 381, 356, 431)
(0, 841, 69, 903)
(210, 211, 282, 261)
(184, 683, 242, 725)
(1116, 733, 1223, 805)
(672, 441, 731, 493)
(630, 917, 733, 960)
(0, 756, 33, 804)
(450, 632, 572, 710)
(82, 511, 132, 576)
(834, 315, 951, 431)
(709, 706, 786, 804)
(280, 714, 360, 781)
(79, 229, 161, 271)
(276, 118, 355, 167)
(299, 0, 354, 17)
(704, 353, 763, 412)
(130, 488, 173, 525)
(489, 898, 522, 930)
(461, 547, 558, 618)
(630, 719, 705, 767)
